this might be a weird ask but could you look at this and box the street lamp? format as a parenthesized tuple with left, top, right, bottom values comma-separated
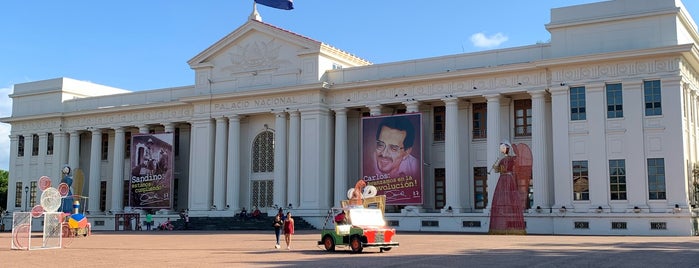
(24, 186, 29, 211)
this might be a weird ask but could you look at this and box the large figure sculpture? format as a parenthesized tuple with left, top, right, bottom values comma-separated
(488, 141, 531, 235)
(59, 165, 74, 214)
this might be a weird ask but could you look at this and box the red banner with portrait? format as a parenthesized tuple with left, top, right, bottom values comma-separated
(362, 113, 423, 205)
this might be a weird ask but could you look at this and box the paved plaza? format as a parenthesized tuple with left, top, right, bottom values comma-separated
(2, 230, 699, 267)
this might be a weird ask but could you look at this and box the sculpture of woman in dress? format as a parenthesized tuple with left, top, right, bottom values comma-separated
(488, 141, 526, 235)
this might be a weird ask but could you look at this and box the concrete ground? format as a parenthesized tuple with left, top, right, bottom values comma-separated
(1, 230, 699, 268)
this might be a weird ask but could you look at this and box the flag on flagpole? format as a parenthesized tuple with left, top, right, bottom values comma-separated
(254, 0, 294, 10)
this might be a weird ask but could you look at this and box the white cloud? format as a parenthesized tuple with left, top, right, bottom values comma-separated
(470, 32, 508, 48)
(0, 86, 12, 171)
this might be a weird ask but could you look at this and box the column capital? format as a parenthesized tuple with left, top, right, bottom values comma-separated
(227, 114, 240, 121)
(441, 97, 460, 105)
(527, 89, 548, 99)
(367, 104, 382, 116)
(333, 107, 347, 116)
(548, 86, 568, 96)
(402, 100, 420, 113)
(586, 82, 606, 92)
(483, 94, 501, 102)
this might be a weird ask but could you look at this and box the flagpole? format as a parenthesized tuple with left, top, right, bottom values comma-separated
(249, 0, 261, 21)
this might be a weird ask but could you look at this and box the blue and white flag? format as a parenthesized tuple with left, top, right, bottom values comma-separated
(254, 0, 294, 10)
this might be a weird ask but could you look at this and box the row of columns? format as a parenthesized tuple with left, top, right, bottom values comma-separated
(204, 112, 301, 211)
(12, 90, 553, 214)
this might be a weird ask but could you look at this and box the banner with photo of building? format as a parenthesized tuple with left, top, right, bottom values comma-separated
(129, 133, 174, 209)
(361, 113, 423, 205)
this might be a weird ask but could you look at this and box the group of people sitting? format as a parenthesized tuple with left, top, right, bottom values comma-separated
(238, 206, 262, 220)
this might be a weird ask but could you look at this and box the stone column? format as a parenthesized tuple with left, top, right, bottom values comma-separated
(274, 111, 288, 207)
(298, 108, 333, 209)
(111, 127, 126, 213)
(53, 132, 69, 180)
(443, 97, 461, 211)
(333, 108, 348, 205)
(68, 130, 80, 171)
(188, 119, 215, 211)
(88, 129, 102, 214)
(8, 135, 18, 211)
(37, 133, 47, 173)
(529, 89, 551, 210)
(550, 86, 572, 209)
(213, 117, 228, 211)
(484, 94, 501, 212)
(587, 83, 607, 211)
(226, 115, 241, 211)
(287, 111, 301, 208)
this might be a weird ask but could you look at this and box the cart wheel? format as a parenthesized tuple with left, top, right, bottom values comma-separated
(322, 235, 335, 251)
(350, 235, 363, 253)
(380, 247, 392, 252)
(61, 224, 74, 248)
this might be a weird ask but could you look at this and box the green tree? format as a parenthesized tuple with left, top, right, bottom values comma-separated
(0, 169, 7, 211)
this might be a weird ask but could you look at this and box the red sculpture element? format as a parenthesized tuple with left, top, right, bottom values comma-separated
(513, 144, 532, 209)
(349, 179, 367, 206)
(488, 142, 531, 235)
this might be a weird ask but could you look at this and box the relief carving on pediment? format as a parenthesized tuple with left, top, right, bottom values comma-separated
(221, 39, 292, 75)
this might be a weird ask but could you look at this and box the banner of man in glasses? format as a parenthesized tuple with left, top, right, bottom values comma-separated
(361, 113, 423, 205)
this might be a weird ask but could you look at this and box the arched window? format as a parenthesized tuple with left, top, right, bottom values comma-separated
(252, 130, 275, 173)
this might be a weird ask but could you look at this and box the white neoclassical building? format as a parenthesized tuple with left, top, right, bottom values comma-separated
(4, 0, 699, 235)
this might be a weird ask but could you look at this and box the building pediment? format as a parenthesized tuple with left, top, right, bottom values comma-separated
(188, 19, 369, 94)
(188, 19, 321, 71)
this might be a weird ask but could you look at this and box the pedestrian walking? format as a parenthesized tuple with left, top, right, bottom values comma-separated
(283, 212, 294, 250)
(272, 214, 283, 249)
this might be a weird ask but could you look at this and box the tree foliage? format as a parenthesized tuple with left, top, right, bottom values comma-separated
(0, 170, 7, 211)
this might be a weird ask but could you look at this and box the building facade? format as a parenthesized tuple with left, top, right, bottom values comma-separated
(4, 0, 699, 235)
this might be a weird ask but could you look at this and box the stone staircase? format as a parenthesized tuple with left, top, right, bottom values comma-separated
(171, 215, 315, 231)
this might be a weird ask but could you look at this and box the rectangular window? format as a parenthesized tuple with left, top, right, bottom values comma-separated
(514, 99, 532, 137)
(30, 181, 37, 207)
(612, 222, 628, 229)
(644, 80, 662, 116)
(174, 128, 180, 157)
(647, 158, 666, 200)
(573, 160, 589, 201)
(32, 134, 39, 156)
(434, 168, 445, 209)
(650, 222, 667, 230)
(125, 131, 132, 158)
(15, 182, 22, 208)
(474, 167, 488, 209)
(47, 133, 54, 155)
(609, 159, 626, 200)
(101, 133, 109, 160)
(433, 106, 445, 141)
(570, 86, 587, 120)
(606, 83, 623, 118)
(18, 135, 24, 157)
(123, 179, 130, 208)
(574, 222, 590, 229)
(100, 181, 107, 212)
(472, 103, 487, 139)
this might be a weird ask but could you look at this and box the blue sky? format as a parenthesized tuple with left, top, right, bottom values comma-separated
(0, 0, 698, 170)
